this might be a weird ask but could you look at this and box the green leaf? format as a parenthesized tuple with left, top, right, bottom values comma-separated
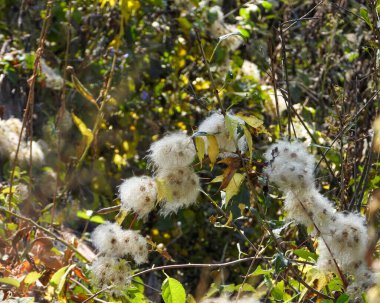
(261, 1, 273, 10)
(162, 277, 186, 303)
(24, 271, 43, 285)
(360, 7, 372, 29)
(76, 210, 105, 224)
(336, 294, 350, 303)
(248, 265, 274, 277)
(50, 264, 76, 295)
(271, 280, 284, 300)
(293, 248, 318, 261)
(0, 277, 20, 288)
(272, 253, 289, 273)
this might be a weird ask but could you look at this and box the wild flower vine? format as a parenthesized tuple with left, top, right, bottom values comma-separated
(264, 140, 375, 301)
(89, 111, 247, 295)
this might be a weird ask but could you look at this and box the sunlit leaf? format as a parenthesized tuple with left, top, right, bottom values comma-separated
(0, 277, 20, 288)
(76, 210, 105, 224)
(207, 135, 219, 168)
(70, 74, 99, 110)
(242, 125, 253, 160)
(194, 137, 205, 166)
(24, 271, 42, 285)
(224, 173, 245, 206)
(71, 113, 94, 146)
(156, 179, 173, 202)
(162, 276, 186, 303)
(236, 113, 263, 129)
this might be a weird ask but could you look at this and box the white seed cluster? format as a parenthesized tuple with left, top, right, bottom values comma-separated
(90, 222, 149, 294)
(148, 132, 200, 215)
(91, 222, 148, 264)
(0, 117, 45, 166)
(148, 132, 196, 169)
(198, 112, 246, 154)
(264, 140, 375, 297)
(90, 256, 131, 296)
(156, 167, 200, 216)
(118, 176, 157, 219)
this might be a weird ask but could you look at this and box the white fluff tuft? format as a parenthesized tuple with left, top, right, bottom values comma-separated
(148, 132, 196, 169)
(91, 222, 149, 264)
(119, 176, 157, 219)
(198, 112, 246, 153)
(156, 166, 200, 216)
(264, 140, 315, 192)
(90, 256, 131, 296)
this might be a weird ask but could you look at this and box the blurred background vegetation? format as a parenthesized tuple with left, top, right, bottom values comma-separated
(0, 0, 379, 302)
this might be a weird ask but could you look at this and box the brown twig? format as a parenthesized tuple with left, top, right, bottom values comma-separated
(195, 29, 226, 115)
(8, 0, 53, 208)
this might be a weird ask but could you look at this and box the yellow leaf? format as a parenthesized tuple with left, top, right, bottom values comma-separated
(211, 175, 224, 183)
(373, 115, 380, 152)
(236, 114, 263, 129)
(224, 173, 245, 206)
(115, 209, 128, 225)
(155, 179, 173, 202)
(306, 268, 331, 291)
(24, 271, 43, 285)
(194, 137, 205, 166)
(71, 113, 94, 146)
(207, 135, 219, 168)
(71, 74, 99, 110)
(242, 125, 253, 161)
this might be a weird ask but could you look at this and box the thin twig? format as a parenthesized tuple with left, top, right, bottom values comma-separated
(195, 29, 226, 115)
(8, 0, 53, 207)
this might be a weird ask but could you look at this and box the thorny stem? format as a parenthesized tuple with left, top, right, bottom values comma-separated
(195, 29, 226, 115)
(7, 0, 53, 208)
(0, 207, 90, 263)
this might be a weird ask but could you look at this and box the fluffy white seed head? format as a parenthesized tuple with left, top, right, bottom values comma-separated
(264, 140, 315, 192)
(119, 176, 157, 218)
(148, 132, 196, 169)
(156, 166, 200, 216)
(284, 189, 336, 231)
(91, 222, 125, 257)
(120, 229, 149, 264)
(91, 223, 149, 264)
(90, 256, 131, 296)
(4, 118, 23, 138)
(0, 118, 45, 166)
(198, 112, 246, 153)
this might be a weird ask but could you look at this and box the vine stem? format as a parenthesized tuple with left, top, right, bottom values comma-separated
(7, 0, 53, 208)
(195, 29, 226, 115)
(130, 256, 266, 279)
(0, 207, 90, 262)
